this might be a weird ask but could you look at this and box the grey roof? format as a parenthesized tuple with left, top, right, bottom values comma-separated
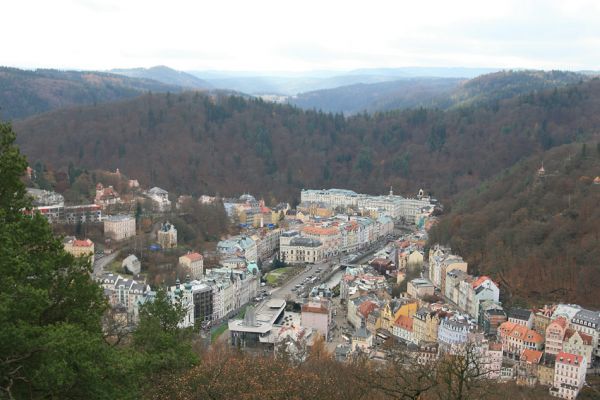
(148, 187, 168, 195)
(289, 237, 322, 247)
(354, 327, 371, 339)
(572, 309, 600, 328)
(508, 308, 532, 321)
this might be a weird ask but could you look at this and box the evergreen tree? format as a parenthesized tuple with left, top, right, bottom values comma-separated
(0, 122, 134, 398)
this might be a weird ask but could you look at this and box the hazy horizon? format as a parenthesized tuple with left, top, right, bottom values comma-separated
(3, 0, 600, 73)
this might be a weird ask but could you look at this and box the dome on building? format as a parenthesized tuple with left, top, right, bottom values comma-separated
(239, 193, 257, 203)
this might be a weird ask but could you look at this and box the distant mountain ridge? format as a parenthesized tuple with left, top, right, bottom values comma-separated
(111, 65, 212, 89)
(0, 67, 183, 120)
(288, 77, 464, 114)
(289, 70, 591, 114)
(190, 66, 499, 95)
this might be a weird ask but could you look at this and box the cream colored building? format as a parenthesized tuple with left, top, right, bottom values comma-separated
(157, 221, 177, 249)
(63, 237, 95, 263)
(407, 250, 424, 269)
(104, 215, 136, 241)
(179, 252, 204, 279)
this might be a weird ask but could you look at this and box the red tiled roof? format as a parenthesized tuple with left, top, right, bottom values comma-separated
(302, 225, 340, 236)
(499, 321, 543, 344)
(557, 352, 583, 365)
(550, 316, 568, 329)
(472, 275, 490, 289)
(394, 315, 413, 332)
(520, 349, 543, 364)
(183, 252, 203, 261)
(358, 301, 378, 318)
(73, 239, 93, 247)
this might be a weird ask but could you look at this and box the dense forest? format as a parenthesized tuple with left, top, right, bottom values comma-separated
(289, 77, 463, 114)
(14, 77, 600, 205)
(429, 143, 600, 308)
(289, 70, 588, 114)
(0, 67, 183, 120)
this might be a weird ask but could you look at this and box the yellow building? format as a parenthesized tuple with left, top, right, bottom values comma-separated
(63, 237, 95, 263)
(379, 298, 417, 331)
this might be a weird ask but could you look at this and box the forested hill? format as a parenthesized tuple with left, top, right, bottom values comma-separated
(110, 65, 212, 89)
(288, 77, 463, 114)
(289, 70, 588, 114)
(428, 143, 600, 308)
(445, 70, 587, 109)
(14, 78, 600, 204)
(0, 67, 183, 120)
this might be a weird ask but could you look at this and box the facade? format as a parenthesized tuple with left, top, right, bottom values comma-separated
(157, 221, 177, 249)
(407, 278, 434, 299)
(550, 352, 587, 399)
(179, 252, 204, 279)
(437, 316, 472, 351)
(301, 298, 332, 340)
(546, 317, 568, 355)
(393, 315, 416, 344)
(63, 237, 95, 263)
(301, 224, 341, 258)
(217, 235, 257, 263)
(32, 204, 102, 224)
(95, 183, 121, 207)
(428, 245, 468, 291)
(570, 308, 600, 358)
(104, 215, 136, 241)
(498, 321, 544, 357)
(299, 188, 432, 223)
(482, 306, 507, 336)
(146, 187, 171, 212)
(122, 254, 141, 275)
(508, 308, 534, 328)
(352, 327, 373, 352)
(280, 236, 325, 264)
(563, 330, 594, 369)
(96, 273, 151, 324)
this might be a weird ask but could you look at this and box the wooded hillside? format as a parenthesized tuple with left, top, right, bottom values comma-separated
(429, 143, 600, 308)
(14, 79, 600, 205)
(0, 67, 183, 120)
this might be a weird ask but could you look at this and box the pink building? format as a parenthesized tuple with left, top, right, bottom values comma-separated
(546, 317, 568, 355)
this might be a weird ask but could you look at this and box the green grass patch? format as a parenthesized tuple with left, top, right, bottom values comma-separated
(211, 323, 228, 342)
(265, 267, 294, 285)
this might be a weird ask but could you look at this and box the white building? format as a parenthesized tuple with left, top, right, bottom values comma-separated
(147, 187, 171, 212)
(122, 254, 141, 275)
(437, 316, 473, 351)
(550, 352, 587, 399)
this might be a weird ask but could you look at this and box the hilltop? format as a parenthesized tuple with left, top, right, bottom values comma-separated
(288, 77, 463, 114)
(289, 70, 589, 114)
(111, 65, 212, 89)
(0, 67, 183, 120)
(428, 143, 600, 308)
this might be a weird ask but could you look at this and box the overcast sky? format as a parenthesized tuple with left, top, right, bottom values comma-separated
(3, 0, 600, 72)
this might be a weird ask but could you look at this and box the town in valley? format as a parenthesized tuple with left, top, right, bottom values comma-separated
(27, 172, 600, 399)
